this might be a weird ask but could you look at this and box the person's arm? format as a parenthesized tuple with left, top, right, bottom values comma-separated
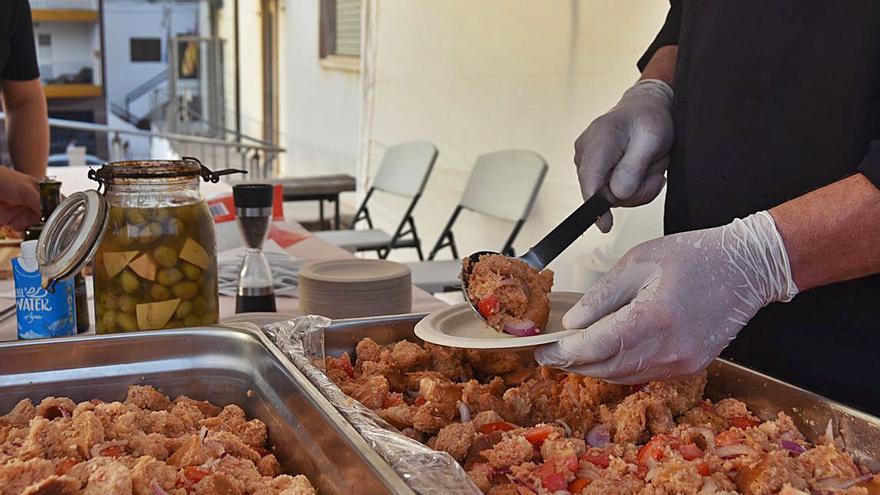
(640, 45, 678, 87)
(774, 174, 880, 291)
(3, 78, 48, 179)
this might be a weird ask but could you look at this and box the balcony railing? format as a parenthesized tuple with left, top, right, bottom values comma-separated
(29, 0, 98, 10)
(41, 61, 98, 86)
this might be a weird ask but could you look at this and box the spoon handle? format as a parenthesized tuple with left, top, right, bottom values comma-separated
(519, 185, 617, 270)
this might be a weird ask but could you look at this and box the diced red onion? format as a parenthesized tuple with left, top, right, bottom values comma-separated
(60, 407, 70, 419)
(503, 319, 539, 337)
(586, 424, 610, 448)
(554, 419, 572, 437)
(458, 402, 471, 423)
(507, 475, 538, 494)
(577, 464, 602, 480)
(150, 480, 169, 495)
(199, 426, 209, 443)
(494, 466, 511, 475)
(714, 444, 758, 459)
(779, 440, 806, 455)
(813, 474, 873, 491)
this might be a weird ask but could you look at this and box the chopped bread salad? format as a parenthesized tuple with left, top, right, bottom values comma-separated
(0, 385, 317, 495)
(326, 338, 879, 495)
(464, 254, 554, 336)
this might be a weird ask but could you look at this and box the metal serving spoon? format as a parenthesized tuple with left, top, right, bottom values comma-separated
(460, 185, 618, 325)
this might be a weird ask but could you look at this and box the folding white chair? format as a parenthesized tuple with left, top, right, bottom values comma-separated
(407, 149, 548, 293)
(315, 141, 438, 259)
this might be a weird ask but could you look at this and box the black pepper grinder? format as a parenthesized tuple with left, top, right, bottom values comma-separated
(233, 184, 277, 313)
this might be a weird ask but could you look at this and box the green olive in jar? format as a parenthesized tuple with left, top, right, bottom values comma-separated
(119, 270, 140, 294)
(101, 310, 118, 332)
(181, 262, 201, 281)
(117, 295, 137, 313)
(157, 268, 183, 286)
(153, 246, 178, 269)
(150, 284, 171, 301)
(117, 312, 139, 332)
(171, 281, 199, 300)
(99, 293, 118, 311)
(175, 300, 193, 319)
(183, 314, 200, 327)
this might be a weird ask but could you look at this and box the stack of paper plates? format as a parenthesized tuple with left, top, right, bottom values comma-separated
(298, 259, 412, 319)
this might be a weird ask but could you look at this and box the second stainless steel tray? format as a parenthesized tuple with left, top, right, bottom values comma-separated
(321, 314, 880, 471)
(0, 326, 412, 495)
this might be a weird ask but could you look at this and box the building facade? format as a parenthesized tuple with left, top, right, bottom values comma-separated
(30, 0, 108, 158)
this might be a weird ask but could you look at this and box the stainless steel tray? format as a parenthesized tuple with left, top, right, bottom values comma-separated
(322, 314, 880, 471)
(0, 326, 412, 495)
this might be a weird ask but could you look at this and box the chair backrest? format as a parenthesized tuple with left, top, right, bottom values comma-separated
(371, 141, 438, 197)
(459, 149, 548, 222)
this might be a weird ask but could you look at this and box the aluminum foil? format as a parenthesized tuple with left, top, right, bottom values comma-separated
(265, 315, 481, 495)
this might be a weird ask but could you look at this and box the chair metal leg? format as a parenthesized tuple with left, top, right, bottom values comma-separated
(334, 194, 341, 229)
(318, 200, 326, 230)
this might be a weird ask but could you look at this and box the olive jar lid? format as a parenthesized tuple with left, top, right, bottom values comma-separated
(37, 190, 109, 290)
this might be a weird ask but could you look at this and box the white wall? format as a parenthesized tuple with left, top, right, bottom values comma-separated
(361, 1, 670, 291)
(103, 0, 200, 115)
(277, 0, 361, 178)
(215, 0, 266, 142)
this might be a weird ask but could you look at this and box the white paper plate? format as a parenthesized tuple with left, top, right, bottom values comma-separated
(415, 291, 583, 349)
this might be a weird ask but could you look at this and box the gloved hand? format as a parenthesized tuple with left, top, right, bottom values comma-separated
(574, 79, 674, 232)
(536, 212, 799, 383)
(0, 168, 39, 231)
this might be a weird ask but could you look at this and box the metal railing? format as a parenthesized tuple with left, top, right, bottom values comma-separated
(40, 62, 97, 85)
(0, 113, 284, 179)
(29, 0, 98, 10)
(125, 69, 169, 117)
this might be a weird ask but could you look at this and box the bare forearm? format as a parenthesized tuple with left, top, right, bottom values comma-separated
(640, 45, 678, 88)
(2, 79, 48, 178)
(770, 173, 880, 291)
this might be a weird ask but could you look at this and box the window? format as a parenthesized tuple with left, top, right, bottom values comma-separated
(130, 38, 162, 62)
(320, 0, 362, 58)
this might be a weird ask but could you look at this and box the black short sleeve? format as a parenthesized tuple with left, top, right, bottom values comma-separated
(3, 0, 39, 81)
(637, 0, 683, 72)
(857, 140, 880, 190)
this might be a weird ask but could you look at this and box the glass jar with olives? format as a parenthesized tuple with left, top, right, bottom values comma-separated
(35, 159, 242, 334)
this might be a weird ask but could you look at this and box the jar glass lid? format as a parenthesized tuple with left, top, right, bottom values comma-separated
(36, 190, 109, 290)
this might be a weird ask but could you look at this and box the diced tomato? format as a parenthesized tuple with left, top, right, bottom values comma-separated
(55, 458, 77, 475)
(636, 463, 648, 479)
(523, 426, 554, 446)
(89, 399, 104, 405)
(184, 466, 210, 483)
(100, 445, 125, 457)
(541, 473, 567, 491)
(677, 442, 703, 461)
(696, 462, 711, 476)
(477, 295, 499, 318)
(728, 416, 760, 430)
(561, 455, 578, 472)
(568, 478, 591, 494)
(478, 421, 517, 434)
(340, 354, 355, 379)
(699, 401, 714, 412)
(715, 430, 743, 447)
(580, 452, 611, 469)
(414, 396, 427, 406)
(637, 435, 671, 466)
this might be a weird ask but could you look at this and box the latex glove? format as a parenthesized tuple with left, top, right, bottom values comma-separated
(0, 168, 39, 231)
(536, 212, 798, 383)
(574, 79, 674, 232)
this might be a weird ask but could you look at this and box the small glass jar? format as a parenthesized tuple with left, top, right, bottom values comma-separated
(92, 161, 218, 333)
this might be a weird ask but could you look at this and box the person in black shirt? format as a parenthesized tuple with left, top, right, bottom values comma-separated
(536, 1, 880, 415)
(0, 0, 47, 229)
